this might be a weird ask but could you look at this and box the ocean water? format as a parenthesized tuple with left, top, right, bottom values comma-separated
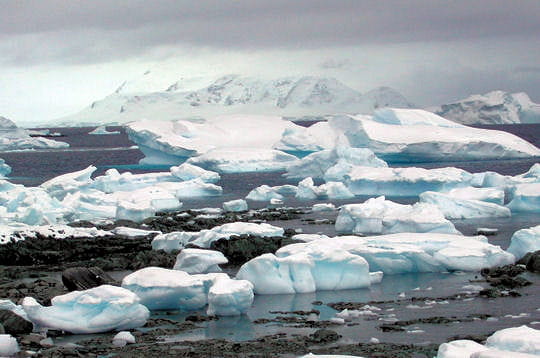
(2, 124, 540, 345)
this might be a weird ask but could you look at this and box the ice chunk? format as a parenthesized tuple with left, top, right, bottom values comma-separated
(291, 234, 331, 242)
(312, 203, 336, 212)
(419, 191, 511, 220)
(444, 187, 505, 205)
(170, 163, 220, 183)
(88, 125, 120, 135)
(173, 249, 228, 274)
(0, 158, 11, 177)
(471, 349, 539, 357)
(237, 248, 373, 294)
(112, 331, 136, 347)
(22, 285, 149, 334)
(223, 199, 248, 212)
(246, 184, 297, 201)
(437, 340, 488, 358)
(40, 166, 96, 200)
(0, 299, 29, 320)
(336, 196, 459, 235)
(506, 183, 540, 212)
(0, 116, 69, 151)
(507, 225, 540, 260)
(151, 231, 198, 253)
(158, 179, 222, 198)
(207, 279, 254, 316)
(187, 148, 297, 173)
(345, 166, 473, 196)
(116, 200, 156, 222)
(111, 226, 161, 237)
(121, 267, 208, 311)
(276, 233, 514, 275)
(0, 334, 19, 356)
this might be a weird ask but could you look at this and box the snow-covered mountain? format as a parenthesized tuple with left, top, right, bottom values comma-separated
(54, 74, 413, 126)
(433, 91, 540, 125)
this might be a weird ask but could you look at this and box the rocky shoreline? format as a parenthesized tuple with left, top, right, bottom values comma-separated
(1, 208, 539, 357)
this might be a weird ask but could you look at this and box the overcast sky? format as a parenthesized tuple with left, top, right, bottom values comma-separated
(1, 0, 539, 125)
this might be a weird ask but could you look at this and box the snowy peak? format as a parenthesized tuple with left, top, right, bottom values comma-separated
(434, 90, 540, 125)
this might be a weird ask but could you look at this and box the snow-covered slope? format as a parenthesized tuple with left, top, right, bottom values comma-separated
(0, 116, 68, 150)
(433, 91, 540, 125)
(55, 75, 412, 126)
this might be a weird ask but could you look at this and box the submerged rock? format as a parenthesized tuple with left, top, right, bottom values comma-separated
(62, 267, 118, 291)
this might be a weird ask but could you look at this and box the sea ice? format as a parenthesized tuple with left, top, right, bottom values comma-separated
(506, 183, 540, 212)
(186, 148, 297, 173)
(223, 199, 248, 212)
(275, 233, 514, 275)
(507, 225, 540, 260)
(207, 279, 254, 316)
(152, 222, 284, 252)
(419, 191, 511, 219)
(22, 285, 150, 334)
(173, 248, 228, 274)
(0, 334, 19, 357)
(335, 196, 459, 235)
(121, 267, 208, 310)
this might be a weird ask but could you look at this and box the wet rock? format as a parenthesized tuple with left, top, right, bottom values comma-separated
(308, 329, 341, 343)
(519, 250, 540, 272)
(62, 266, 118, 291)
(481, 264, 525, 278)
(485, 274, 531, 289)
(210, 235, 297, 265)
(0, 322, 4, 334)
(0, 309, 33, 334)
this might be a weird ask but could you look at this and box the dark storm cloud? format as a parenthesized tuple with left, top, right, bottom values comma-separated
(2, 0, 540, 65)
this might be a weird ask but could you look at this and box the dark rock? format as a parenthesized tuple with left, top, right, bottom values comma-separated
(486, 274, 531, 289)
(524, 250, 540, 272)
(0, 322, 4, 334)
(0, 309, 33, 334)
(308, 329, 341, 343)
(62, 266, 118, 291)
(481, 264, 525, 278)
(210, 235, 295, 265)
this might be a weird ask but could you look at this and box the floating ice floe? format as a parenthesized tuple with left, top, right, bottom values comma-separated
(442, 187, 506, 205)
(236, 249, 381, 294)
(0, 116, 69, 151)
(274, 233, 514, 276)
(245, 184, 297, 201)
(125, 115, 296, 165)
(0, 334, 19, 357)
(207, 278, 254, 316)
(437, 325, 540, 357)
(507, 225, 540, 260)
(419, 191, 511, 220)
(223, 199, 248, 212)
(170, 162, 220, 183)
(173, 248, 228, 274)
(187, 148, 298, 173)
(152, 222, 285, 252)
(506, 183, 540, 212)
(88, 125, 121, 135)
(275, 108, 540, 162)
(343, 166, 473, 197)
(284, 140, 387, 180)
(22, 285, 150, 334)
(335, 196, 459, 235)
(0, 158, 11, 177)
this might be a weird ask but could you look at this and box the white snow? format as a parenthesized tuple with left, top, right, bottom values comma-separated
(419, 191, 511, 220)
(223, 199, 248, 212)
(335, 196, 459, 235)
(173, 248, 228, 274)
(22, 285, 150, 334)
(151, 222, 284, 252)
(275, 233, 514, 275)
(507, 225, 540, 260)
(207, 279, 254, 316)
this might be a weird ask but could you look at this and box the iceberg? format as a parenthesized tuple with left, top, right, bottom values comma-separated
(274, 109, 540, 162)
(275, 233, 514, 275)
(121, 267, 208, 311)
(437, 325, 540, 357)
(506, 183, 540, 212)
(186, 148, 297, 173)
(152, 222, 285, 252)
(246, 178, 354, 202)
(419, 191, 511, 220)
(245, 184, 297, 201)
(507, 225, 540, 260)
(335, 196, 459, 235)
(173, 248, 228, 274)
(207, 279, 254, 316)
(0, 116, 69, 151)
(344, 166, 473, 196)
(22, 285, 150, 334)
(236, 249, 376, 294)
(0, 158, 11, 178)
(223, 199, 248, 212)
(170, 163, 220, 183)
(125, 115, 297, 166)
(442, 187, 505, 205)
(88, 125, 120, 135)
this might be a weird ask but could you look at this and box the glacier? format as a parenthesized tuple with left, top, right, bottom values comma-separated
(419, 191, 511, 220)
(22, 285, 150, 334)
(437, 325, 540, 357)
(434, 90, 540, 125)
(506, 225, 540, 260)
(335, 196, 459, 235)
